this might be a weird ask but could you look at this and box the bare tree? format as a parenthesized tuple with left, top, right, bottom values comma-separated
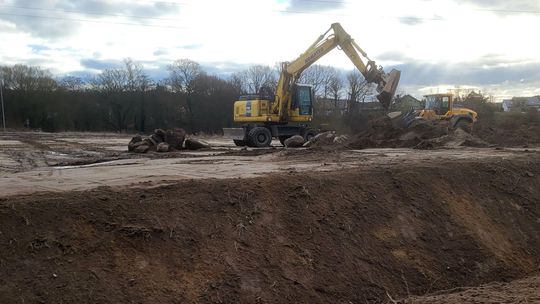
(167, 59, 202, 93)
(227, 73, 245, 95)
(299, 65, 334, 98)
(59, 76, 85, 91)
(1, 64, 56, 91)
(124, 58, 153, 92)
(98, 68, 126, 93)
(94, 58, 153, 132)
(346, 70, 371, 112)
(239, 65, 276, 94)
(327, 70, 344, 111)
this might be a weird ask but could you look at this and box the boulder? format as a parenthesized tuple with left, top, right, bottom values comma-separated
(185, 139, 210, 150)
(149, 133, 163, 146)
(134, 144, 150, 153)
(128, 135, 143, 151)
(284, 135, 305, 148)
(154, 129, 166, 141)
(165, 128, 186, 150)
(303, 131, 336, 147)
(333, 135, 349, 144)
(156, 142, 170, 152)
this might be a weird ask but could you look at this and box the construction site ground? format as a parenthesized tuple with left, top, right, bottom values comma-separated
(1, 131, 539, 303)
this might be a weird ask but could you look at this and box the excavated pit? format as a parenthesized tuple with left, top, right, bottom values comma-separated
(1, 155, 539, 303)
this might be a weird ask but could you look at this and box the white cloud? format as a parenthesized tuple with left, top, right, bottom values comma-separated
(0, 0, 539, 99)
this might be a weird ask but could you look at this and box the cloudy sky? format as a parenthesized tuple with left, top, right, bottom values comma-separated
(1, 0, 539, 100)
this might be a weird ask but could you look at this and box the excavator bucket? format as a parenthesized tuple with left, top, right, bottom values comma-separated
(376, 69, 401, 110)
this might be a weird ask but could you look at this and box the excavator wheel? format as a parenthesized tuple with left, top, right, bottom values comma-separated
(247, 127, 272, 147)
(303, 129, 317, 141)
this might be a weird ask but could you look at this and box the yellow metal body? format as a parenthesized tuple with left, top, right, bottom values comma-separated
(233, 98, 312, 123)
(233, 23, 401, 125)
(419, 93, 478, 122)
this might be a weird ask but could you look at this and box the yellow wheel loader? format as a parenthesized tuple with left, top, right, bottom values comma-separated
(223, 23, 401, 147)
(400, 94, 478, 132)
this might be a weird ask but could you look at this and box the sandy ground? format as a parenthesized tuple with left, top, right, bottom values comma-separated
(1, 131, 538, 197)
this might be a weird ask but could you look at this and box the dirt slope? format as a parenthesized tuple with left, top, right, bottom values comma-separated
(1, 156, 539, 303)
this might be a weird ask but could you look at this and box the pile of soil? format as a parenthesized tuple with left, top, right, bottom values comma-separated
(344, 117, 488, 150)
(474, 121, 540, 147)
(1, 156, 539, 303)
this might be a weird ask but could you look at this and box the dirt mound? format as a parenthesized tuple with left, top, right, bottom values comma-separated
(1, 156, 539, 303)
(332, 116, 493, 150)
(414, 128, 490, 150)
(345, 117, 449, 149)
(474, 122, 540, 147)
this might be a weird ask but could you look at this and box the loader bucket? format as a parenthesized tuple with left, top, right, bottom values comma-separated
(376, 69, 401, 110)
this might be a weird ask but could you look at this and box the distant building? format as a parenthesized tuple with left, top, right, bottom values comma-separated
(316, 97, 383, 114)
(502, 96, 540, 112)
(316, 98, 348, 114)
(391, 94, 423, 112)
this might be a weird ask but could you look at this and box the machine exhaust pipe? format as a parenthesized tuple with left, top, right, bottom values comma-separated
(376, 69, 401, 110)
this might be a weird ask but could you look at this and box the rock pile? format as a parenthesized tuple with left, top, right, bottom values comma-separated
(128, 129, 211, 153)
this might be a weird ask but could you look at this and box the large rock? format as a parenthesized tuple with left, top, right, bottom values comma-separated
(128, 135, 143, 151)
(154, 129, 166, 141)
(148, 133, 163, 146)
(156, 142, 170, 152)
(134, 144, 150, 153)
(333, 135, 349, 144)
(303, 131, 336, 147)
(164, 128, 186, 150)
(185, 139, 210, 150)
(284, 135, 305, 148)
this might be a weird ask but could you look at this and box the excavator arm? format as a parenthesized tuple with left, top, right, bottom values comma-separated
(272, 23, 400, 121)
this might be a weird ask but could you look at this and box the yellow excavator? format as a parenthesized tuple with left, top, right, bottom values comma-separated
(224, 23, 401, 147)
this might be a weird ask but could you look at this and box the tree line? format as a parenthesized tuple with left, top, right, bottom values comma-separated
(0, 58, 375, 133)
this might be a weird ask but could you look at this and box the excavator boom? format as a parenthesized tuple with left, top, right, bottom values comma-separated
(273, 22, 400, 118)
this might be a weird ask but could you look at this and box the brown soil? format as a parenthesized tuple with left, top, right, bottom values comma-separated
(1, 155, 539, 303)
(474, 121, 540, 147)
(344, 116, 540, 150)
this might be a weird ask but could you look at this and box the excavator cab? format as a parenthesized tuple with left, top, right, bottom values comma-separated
(424, 94, 452, 117)
(290, 84, 314, 117)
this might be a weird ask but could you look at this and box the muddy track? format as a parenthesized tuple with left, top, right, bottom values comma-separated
(1, 155, 539, 303)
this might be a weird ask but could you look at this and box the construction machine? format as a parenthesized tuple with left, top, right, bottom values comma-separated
(399, 93, 478, 132)
(223, 23, 401, 147)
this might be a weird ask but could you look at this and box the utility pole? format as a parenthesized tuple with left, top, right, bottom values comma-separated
(1, 79, 5, 132)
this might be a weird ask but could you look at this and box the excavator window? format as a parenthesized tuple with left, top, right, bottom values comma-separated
(426, 95, 450, 115)
(295, 85, 313, 115)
